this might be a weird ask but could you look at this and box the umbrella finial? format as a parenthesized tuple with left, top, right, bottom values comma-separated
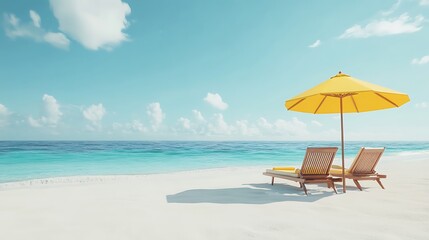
(331, 71, 345, 78)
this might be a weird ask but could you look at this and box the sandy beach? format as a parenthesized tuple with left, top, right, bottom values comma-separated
(0, 154, 428, 240)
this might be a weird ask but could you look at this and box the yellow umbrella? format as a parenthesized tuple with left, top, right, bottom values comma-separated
(285, 72, 410, 193)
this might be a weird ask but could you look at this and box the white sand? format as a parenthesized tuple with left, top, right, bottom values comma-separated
(1, 154, 428, 240)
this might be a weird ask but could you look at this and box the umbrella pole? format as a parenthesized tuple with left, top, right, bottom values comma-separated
(340, 97, 346, 193)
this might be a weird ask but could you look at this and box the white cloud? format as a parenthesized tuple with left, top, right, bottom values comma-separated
(29, 94, 63, 128)
(28, 117, 42, 128)
(178, 117, 191, 130)
(171, 112, 316, 139)
(83, 104, 106, 128)
(339, 13, 424, 39)
(4, 13, 42, 39)
(208, 113, 233, 135)
(176, 113, 261, 137)
(204, 93, 229, 110)
(411, 55, 429, 65)
(112, 120, 147, 134)
(311, 120, 323, 127)
(273, 117, 308, 136)
(4, 11, 70, 49)
(130, 120, 147, 133)
(7, 14, 19, 26)
(381, 0, 401, 16)
(243, 117, 310, 138)
(29, 10, 41, 28)
(175, 110, 207, 134)
(308, 39, 321, 48)
(43, 32, 70, 49)
(257, 117, 310, 137)
(415, 102, 428, 109)
(0, 104, 10, 116)
(41, 94, 62, 125)
(420, 0, 429, 6)
(236, 120, 259, 136)
(112, 122, 122, 130)
(147, 102, 165, 131)
(257, 117, 273, 130)
(0, 104, 11, 127)
(49, 0, 131, 50)
(192, 109, 205, 122)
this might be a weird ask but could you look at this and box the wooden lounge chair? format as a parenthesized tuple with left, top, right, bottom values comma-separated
(263, 147, 340, 195)
(330, 147, 386, 191)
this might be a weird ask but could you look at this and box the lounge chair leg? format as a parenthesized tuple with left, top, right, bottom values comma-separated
(271, 177, 274, 185)
(299, 182, 303, 188)
(376, 179, 385, 189)
(302, 183, 308, 195)
(353, 180, 363, 191)
(331, 182, 338, 194)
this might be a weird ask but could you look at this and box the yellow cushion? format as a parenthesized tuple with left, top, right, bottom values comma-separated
(273, 166, 296, 171)
(331, 165, 342, 169)
(329, 168, 350, 175)
(266, 168, 301, 177)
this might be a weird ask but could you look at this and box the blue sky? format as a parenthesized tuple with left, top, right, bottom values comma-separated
(0, 0, 428, 140)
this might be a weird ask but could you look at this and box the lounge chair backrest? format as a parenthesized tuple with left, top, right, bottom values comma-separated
(349, 147, 385, 174)
(301, 147, 338, 176)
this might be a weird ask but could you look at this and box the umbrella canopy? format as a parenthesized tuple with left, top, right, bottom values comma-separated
(285, 72, 410, 192)
(286, 73, 410, 113)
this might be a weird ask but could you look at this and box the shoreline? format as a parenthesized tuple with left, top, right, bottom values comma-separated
(1, 149, 429, 187)
(0, 166, 262, 190)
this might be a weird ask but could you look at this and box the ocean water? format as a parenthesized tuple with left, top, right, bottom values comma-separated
(0, 141, 428, 183)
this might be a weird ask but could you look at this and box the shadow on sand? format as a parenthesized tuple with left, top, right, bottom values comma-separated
(166, 183, 363, 204)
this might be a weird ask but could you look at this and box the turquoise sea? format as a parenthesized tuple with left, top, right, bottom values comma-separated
(0, 141, 428, 183)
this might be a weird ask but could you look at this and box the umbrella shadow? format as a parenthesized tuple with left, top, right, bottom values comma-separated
(166, 183, 338, 204)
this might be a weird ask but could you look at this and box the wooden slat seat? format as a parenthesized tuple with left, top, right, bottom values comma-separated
(263, 147, 339, 195)
(330, 147, 386, 191)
